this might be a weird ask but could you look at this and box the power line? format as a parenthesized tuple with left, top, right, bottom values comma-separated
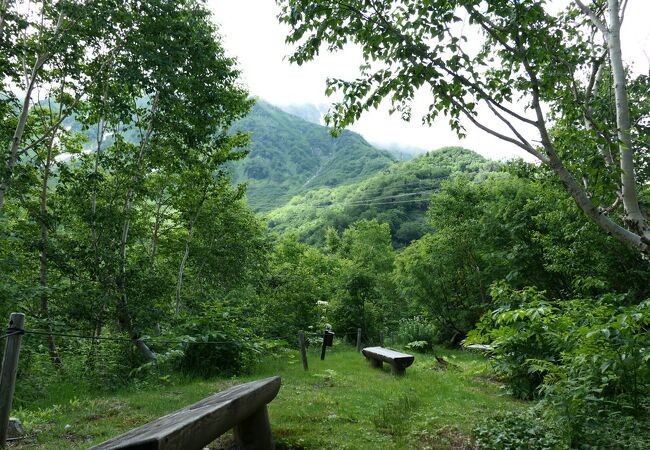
(344, 189, 435, 205)
(259, 180, 441, 212)
(329, 181, 439, 200)
(312, 196, 432, 209)
(25, 330, 136, 343)
(274, 184, 437, 210)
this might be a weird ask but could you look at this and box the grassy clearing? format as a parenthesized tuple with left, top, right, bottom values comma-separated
(9, 343, 526, 449)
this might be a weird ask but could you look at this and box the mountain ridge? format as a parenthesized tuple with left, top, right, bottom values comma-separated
(266, 147, 498, 247)
(231, 100, 395, 211)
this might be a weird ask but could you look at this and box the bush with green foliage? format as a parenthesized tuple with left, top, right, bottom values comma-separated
(467, 284, 562, 399)
(258, 236, 337, 344)
(396, 318, 439, 351)
(468, 283, 650, 446)
(173, 302, 262, 377)
(473, 409, 567, 450)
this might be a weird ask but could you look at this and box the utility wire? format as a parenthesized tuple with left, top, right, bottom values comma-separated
(312, 197, 432, 209)
(0, 330, 22, 340)
(316, 182, 438, 201)
(24, 328, 364, 345)
(274, 183, 435, 207)
(24, 329, 286, 346)
(346, 181, 437, 197)
(298, 187, 437, 208)
(344, 189, 435, 204)
(25, 330, 139, 342)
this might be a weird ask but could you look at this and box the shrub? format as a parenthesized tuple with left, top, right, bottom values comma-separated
(566, 408, 650, 449)
(397, 318, 439, 350)
(174, 302, 262, 377)
(405, 340, 430, 353)
(538, 300, 650, 446)
(468, 283, 650, 446)
(467, 285, 565, 399)
(473, 409, 567, 450)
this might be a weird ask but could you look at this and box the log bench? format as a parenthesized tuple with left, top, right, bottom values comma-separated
(90, 376, 281, 450)
(362, 347, 415, 376)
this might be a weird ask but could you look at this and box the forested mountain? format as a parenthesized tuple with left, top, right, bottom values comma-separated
(230, 100, 395, 210)
(267, 147, 497, 247)
(60, 99, 396, 212)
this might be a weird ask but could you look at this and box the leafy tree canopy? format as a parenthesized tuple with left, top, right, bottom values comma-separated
(277, 0, 650, 255)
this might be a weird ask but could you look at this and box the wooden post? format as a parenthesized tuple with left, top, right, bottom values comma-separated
(379, 331, 384, 347)
(298, 331, 308, 371)
(356, 328, 362, 352)
(320, 330, 327, 361)
(0, 313, 25, 448)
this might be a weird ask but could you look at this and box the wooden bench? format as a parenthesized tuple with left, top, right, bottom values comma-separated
(362, 347, 415, 376)
(90, 376, 281, 450)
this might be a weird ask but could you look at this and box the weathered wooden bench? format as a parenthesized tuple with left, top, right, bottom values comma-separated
(362, 347, 415, 376)
(90, 376, 281, 450)
(465, 344, 494, 351)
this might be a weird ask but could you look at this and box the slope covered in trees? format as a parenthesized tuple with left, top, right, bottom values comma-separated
(267, 147, 497, 247)
(230, 100, 396, 210)
(56, 99, 396, 212)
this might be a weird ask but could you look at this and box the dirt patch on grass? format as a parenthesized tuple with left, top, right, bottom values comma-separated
(473, 373, 505, 388)
(414, 426, 477, 450)
(82, 399, 129, 422)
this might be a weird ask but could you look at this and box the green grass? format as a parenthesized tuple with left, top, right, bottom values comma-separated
(9, 344, 526, 449)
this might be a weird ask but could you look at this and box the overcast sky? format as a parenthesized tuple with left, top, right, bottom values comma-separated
(207, 1, 650, 161)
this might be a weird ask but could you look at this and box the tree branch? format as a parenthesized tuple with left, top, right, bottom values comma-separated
(575, 0, 609, 35)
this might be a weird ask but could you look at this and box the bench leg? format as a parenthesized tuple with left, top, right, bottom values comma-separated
(369, 358, 382, 369)
(391, 365, 405, 376)
(233, 405, 275, 450)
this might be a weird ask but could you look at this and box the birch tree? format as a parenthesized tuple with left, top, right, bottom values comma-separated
(0, 0, 124, 212)
(278, 0, 650, 256)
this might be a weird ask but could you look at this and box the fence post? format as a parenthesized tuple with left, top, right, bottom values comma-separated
(320, 330, 327, 361)
(298, 331, 308, 371)
(356, 328, 362, 352)
(0, 313, 25, 448)
(379, 331, 384, 347)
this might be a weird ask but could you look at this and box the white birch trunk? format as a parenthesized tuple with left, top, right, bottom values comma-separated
(606, 0, 649, 240)
(0, 11, 65, 211)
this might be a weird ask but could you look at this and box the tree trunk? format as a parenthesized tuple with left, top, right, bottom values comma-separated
(0, 11, 64, 212)
(175, 226, 193, 316)
(91, 116, 106, 280)
(39, 113, 63, 369)
(606, 0, 649, 241)
(0, 55, 46, 211)
(150, 185, 166, 262)
(517, 22, 649, 256)
(116, 100, 158, 362)
(175, 192, 207, 316)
